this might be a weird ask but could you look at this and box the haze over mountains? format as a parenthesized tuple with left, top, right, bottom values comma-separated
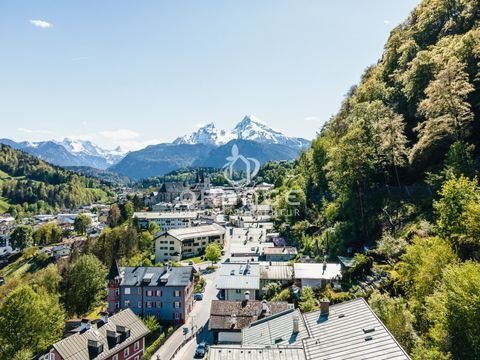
(0, 116, 310, 179)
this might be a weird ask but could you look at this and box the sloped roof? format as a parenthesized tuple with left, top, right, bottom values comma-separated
(302, 298, 410, 359)
(119, 265, 193, 287)
(242, 309, 310, 346)
(209, 345, 307, 360)
(53, 309, 150, 360)
(209, 300, 289, 331)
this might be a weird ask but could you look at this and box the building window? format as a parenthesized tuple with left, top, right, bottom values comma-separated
(156, 290, 162, 296)
(124, 347, 130, 357)
(134, 341, 140, 350)
(146, 290, 153, 297)
(112, 355, 118, 360)
(146, 301, 152, 308)
(134, 356, 140, 360)
(138, 301, 142, 308)
(138, 288, 142, 295)
(175, 312, 182, 320)
(124, 300, 131, 307)
(156, 301, 162, 308)
(236, 289, 242, 294)
(174, 301, 181, 309)
(124, 287, 131, 295)
(170, 241, 174, 244)
(115, 302, 120, 309)
(174, 290, 181, 297)
(115, 288, 120, 296)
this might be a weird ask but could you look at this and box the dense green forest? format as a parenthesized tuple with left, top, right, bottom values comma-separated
(273, 1, 480, 359)
(0, 144, 113, 216)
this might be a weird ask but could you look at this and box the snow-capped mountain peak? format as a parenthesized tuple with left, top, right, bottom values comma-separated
(174, 115, 310, 149)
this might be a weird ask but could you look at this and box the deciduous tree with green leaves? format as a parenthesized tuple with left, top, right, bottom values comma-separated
(62, 254, 107, 316)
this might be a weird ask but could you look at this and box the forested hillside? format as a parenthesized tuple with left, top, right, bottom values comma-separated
(0, 144, 112, 216)
(274, 1, 480, 359)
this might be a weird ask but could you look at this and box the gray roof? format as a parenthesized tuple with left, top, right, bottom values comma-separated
(119, 265, 193, 287)
(259, 264, 293, 281)
(53, 308, 150, 359)
(218, 263, 260, 290)
(161, 223, 225, 241)
(242, 309, 310, 346)
(302, 298, 410, 360)
(209, 345, 307, 360)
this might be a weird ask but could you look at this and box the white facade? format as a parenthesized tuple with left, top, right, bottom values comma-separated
(134, 211, 198, 230)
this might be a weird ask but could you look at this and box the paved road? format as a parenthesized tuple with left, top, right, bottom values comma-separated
(151, 226, 232, 360)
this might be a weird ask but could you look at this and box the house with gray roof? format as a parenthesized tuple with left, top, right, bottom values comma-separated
(217, 262, 260, 301)
(209, 299, 290, 344)
(39, 309, 150, 360)
(213, 298, 410, 359)
(107, 260, 194, 324)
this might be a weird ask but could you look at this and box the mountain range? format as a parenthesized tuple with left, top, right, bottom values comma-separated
(1, 115, 310, 179)
(0, 138, 125, 170)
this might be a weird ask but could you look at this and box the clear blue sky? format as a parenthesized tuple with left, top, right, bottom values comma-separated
(0, 0, 420, 150)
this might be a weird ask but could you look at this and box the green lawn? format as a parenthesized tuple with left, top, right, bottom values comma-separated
(181, 256, 204, 264)
(0, 254, 50, 280)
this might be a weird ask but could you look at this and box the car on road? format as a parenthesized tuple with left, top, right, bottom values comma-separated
(194, 293, 204, 301)
(188, 261, 194, 265)
(195, 342, 207, 358)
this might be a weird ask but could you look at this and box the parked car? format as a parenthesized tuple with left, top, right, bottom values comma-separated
(195, 342, 207, 358)
(194, 293, 204, 301)
(188, 261, 194, 265)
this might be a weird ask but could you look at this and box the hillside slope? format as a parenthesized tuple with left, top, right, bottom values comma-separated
(0, 144, 112, 215)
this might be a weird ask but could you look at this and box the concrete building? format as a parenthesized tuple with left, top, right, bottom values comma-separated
(107, 261, 194, 324)
(154, 223, 225, 263)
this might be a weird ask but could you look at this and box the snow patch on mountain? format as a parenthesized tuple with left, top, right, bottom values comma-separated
(173, 115, 310, 149)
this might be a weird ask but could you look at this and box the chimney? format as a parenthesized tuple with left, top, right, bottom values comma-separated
(79, 319, 91, 332)
(244, 290, 250, 301)
(261, 300, 270, 318)
(229, 314, 237, 329)
(293, 315, 300, 334)
(100, 311, 109, 324)
(320, 299, 330, 315)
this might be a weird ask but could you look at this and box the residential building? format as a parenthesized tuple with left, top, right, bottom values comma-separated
(209, 299, 289, 344)
(259, 263, 293, 291)
(293, 262, 342, 288)
(107, 261, 194, 323)
(217, 262, 260, 301)
(0, 235, 13, 256)
(264, 246, 297, 262)
(154, 223, 225, 263)
(133, 211, 198, 230)
(39, 309, 150, 360)
(52, 245, 71, 260)
(209, 297, 411, 359)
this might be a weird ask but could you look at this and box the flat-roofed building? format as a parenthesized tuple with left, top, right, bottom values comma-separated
(154, 223, 225, 263)
(133, 211, 198, 230)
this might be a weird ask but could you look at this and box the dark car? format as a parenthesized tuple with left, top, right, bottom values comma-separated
(195, 342, 207, 358)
